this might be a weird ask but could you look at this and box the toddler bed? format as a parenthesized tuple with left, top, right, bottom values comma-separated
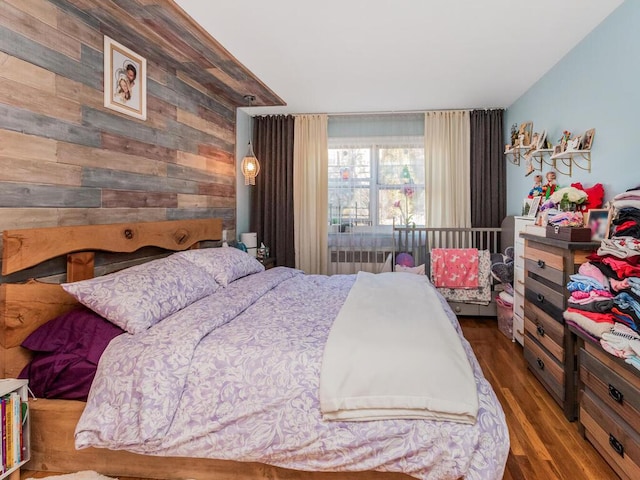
(393, 223, 510, 316)
(1, 218, 509, 480)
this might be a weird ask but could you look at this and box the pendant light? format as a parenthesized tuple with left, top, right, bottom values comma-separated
(241, 95, 260, 186)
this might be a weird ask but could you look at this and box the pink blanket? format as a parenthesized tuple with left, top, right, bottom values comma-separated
(431, 248, 479, 289)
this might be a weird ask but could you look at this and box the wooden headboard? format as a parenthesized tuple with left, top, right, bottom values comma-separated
(1, 218, 223, 378)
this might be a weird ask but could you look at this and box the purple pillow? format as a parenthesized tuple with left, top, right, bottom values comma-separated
(19, 306, 124, 400)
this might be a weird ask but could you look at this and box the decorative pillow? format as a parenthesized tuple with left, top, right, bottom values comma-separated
(19, 306, 124, 400)
(395, 264, 426, 275)
(174, 247, 265, 287)
(62, 255, 217, 334)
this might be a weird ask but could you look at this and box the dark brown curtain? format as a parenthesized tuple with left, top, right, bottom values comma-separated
(470, 109, 506, 228)
(250, 115, 295, 267)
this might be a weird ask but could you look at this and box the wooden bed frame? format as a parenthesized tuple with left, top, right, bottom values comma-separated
(1, 219, 409, 480)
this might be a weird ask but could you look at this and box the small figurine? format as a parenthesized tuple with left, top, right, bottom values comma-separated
(541, 170, 557, 199)
(528, 174, 543, 198)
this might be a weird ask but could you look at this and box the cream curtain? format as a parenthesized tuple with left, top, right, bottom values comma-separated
(424, 111, 471, 228)
(294, 114, 329, 274)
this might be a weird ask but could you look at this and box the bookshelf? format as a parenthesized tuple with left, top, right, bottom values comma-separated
(1, 379, 30, 480)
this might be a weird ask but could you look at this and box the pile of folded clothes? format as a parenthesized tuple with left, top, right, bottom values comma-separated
(563, 186, 640, 371)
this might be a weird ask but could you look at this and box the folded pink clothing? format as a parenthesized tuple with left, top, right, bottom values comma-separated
(431, 248, 479, 288)
(578, 262, 611, 290)
(610, 278, 631, 292)
(613, 189, 640, 201)
(570, 290, 614, 302)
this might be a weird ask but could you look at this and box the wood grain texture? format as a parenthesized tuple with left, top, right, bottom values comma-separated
(2, 218, 223, 274)
(0, 52, 56, 93)
(5, 0, 59, 29)
(0, 0, 284, 251)
(460, 318, 618, 480)
(0, 0, 81, 60)
(57, 142, 168, 177)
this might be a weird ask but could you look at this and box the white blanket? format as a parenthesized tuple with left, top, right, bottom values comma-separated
(319, 271, 478, 424)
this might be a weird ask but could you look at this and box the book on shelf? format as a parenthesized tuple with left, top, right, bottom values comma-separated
(1, 390, 25, 472)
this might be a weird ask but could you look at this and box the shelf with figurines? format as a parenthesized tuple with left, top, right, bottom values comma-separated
(505, 121, 536, 166)
(521, 129, 556, 176)
(549, 128, 595, 177)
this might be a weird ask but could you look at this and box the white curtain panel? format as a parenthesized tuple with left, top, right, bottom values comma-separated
(294, 114, 329, 274)
(424, 110, 471, 228)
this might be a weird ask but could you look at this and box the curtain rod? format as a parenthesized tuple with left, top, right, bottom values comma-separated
(251, 107, 504, 118)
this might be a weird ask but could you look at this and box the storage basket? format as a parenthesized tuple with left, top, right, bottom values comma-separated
(495, 297, 513, 339)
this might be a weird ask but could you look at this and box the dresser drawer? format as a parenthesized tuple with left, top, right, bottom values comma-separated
(524, 242, 565, 271)
(581, 391, 640, 480)
(525, 257, 564, 286)
(525, 285, 564, 319)
(525, 335, 564, 404)
(515, 265, 525, 295)
(580, 346, 640, 432)
(513, 312, 524, 345)
(525, 300, 564, 363)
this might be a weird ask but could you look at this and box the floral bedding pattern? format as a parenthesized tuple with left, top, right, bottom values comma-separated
(76, 267, 509, 480)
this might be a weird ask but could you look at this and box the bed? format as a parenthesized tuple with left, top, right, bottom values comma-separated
(393, 222, 512, 317)
(0, 218, 509, 480)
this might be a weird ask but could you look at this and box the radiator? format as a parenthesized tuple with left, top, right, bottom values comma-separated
(328, 248, 393, 275)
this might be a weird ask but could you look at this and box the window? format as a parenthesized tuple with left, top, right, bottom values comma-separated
(328, 139, 425, 228)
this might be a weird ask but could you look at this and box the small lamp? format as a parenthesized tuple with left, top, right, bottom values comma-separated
(242, 94, 260, 186)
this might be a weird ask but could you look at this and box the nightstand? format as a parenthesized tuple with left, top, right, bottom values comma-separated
(259, 257, 276, 270)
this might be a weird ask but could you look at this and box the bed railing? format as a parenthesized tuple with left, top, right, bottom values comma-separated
(393, 226, 503, 266)
(326, 225, 503, 275)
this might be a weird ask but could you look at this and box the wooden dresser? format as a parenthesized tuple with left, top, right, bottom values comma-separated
(572, 327, 640, 479)
(521, 234, 599, 420)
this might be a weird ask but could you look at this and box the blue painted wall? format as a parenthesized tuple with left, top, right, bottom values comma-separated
(505, 0, 638, 215)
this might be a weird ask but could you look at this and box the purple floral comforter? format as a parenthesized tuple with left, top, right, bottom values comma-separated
(75, 267, 509, 480)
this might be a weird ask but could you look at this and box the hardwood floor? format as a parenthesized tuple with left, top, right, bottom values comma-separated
(21, 317, 618, 480)
(459, 317, 617, 480)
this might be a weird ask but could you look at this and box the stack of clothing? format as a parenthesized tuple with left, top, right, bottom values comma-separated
(563, 186, 640, 372)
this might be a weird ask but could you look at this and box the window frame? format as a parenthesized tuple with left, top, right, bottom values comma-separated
(328, 136, 424, 229)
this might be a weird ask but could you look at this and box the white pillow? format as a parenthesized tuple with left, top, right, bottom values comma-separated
(62, 255, 217, 334)
(395, 264, 426, 275)
(174, 247, 265, 287)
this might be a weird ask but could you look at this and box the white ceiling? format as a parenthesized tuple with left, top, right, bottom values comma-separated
(176, 0, 623, 115)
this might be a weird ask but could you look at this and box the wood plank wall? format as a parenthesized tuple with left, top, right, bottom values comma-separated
(0, 0, 283, 281)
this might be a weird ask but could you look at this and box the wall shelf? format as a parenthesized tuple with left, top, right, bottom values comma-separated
(523, 148, 554, 174)
(549, 149, 592, 177)
(504, 145, 535, 166)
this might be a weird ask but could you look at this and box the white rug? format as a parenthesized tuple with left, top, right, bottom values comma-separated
(26, 472, 117, 480)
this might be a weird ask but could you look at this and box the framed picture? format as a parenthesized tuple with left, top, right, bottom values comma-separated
(536, 130, 547, 150)
(104, 36, 147, 120)
(552, 144, 563, 157)
(527, 196, 542, 218)
(585, 208, 611, 241)
(582, 128, 596, 150)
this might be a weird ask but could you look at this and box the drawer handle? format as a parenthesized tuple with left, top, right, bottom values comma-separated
(536, 325, 545, 337)
(537, 293, 545, 303)
(609, 434, 624, 457)
(537, 259, 546, 268)
(536, 358, 545, 370)
(608, 384, 624, 404)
